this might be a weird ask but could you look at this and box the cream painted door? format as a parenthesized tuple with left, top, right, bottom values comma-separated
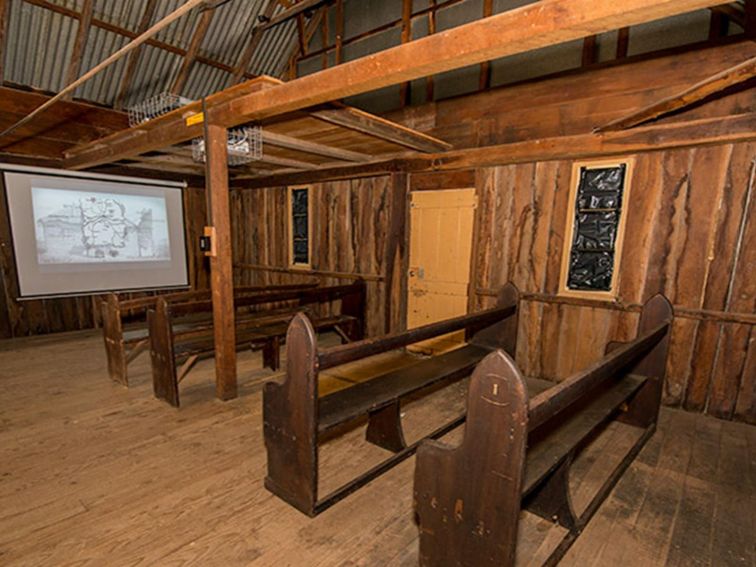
(407, 188, 476, 354)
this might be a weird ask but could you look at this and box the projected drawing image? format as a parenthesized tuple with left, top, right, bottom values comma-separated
(32, 188, 172, 264)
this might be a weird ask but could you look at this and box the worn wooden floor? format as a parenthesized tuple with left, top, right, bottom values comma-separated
(0, 330, 753, 566)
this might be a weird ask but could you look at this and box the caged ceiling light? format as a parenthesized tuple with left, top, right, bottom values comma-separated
(127, 92, 194, 127)
(192, 126, 263, 166)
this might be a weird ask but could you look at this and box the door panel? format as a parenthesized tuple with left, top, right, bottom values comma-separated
(407, 188, 476, 354)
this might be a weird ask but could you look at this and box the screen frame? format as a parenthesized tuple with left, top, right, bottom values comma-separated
(1, 164, 191, 300)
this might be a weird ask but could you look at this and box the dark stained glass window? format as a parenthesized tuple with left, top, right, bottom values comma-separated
(567, 164, 627, 292)
(291, 188, 309, 265)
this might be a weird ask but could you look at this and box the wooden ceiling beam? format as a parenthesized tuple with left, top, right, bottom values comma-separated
(63, 0, 94, 99)
(232, 112, 756, 188)
(310, 106, 453, 152)
(171, 7, 215, 95)
(597, 55, 756, 131)
(65, 0, 728, 169)
(261, 130, 373, 162)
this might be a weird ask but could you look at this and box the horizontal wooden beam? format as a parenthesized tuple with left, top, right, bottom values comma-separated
(597, 55, 756, 131)
(261, 129, 373, 162)
(234, 263, 385, 282)
(64, 0, 725, 170)
(310, 106, 453, 152)
(232, 112, 756, 188)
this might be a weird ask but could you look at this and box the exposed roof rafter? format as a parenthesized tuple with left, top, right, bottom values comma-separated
(63, 0, 94, 100)
(63, 0, 731, 171)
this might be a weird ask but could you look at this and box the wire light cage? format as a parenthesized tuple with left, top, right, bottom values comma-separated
(192, 126, 263, 166)
(127, 93, 194, 127)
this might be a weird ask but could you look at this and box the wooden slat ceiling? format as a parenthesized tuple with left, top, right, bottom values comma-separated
(0, 78, 452, 182)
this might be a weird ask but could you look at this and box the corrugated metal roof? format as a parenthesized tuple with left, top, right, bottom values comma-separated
(2, 0, 301, 108)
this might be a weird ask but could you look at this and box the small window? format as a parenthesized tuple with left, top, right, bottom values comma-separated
(559, 160, 633, 298)
(288, 186, 311, 267)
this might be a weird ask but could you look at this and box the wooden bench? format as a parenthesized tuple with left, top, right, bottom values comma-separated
(149, 281, 367, 408)
(413, 294, 673, 567)
(101, 282, 318, 386)
(264, 283, 528, 517)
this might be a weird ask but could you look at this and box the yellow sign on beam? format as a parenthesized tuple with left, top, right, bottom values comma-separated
(186, 112, 205, 127)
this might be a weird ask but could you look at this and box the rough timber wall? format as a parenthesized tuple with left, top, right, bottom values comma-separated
(231, 176, 392, 337)
(472, 142, 756, 424)
(0, 186, 209, 339)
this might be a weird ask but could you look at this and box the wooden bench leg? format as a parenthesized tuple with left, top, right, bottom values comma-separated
(366, 401, 407, 452)
(524, 457, 578, 532)
(414, 350, 528, 567)
(262, 336, 281, 371)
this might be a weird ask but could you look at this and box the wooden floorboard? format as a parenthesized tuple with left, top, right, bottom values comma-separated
(0, 330, 753, 566)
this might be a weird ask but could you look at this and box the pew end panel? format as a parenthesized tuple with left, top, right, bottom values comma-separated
(413, 292, 675, 566)
(414, 350, 529, 567)
(148, 299, 180, 408)
(263, 313, 319, 517)
(101, 293, 128, 386)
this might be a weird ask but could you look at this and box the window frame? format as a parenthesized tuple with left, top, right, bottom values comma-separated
(288, 185, 312, 269)
(558, 158, 634, 300)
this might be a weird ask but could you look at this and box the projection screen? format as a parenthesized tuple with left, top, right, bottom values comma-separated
(2, 165, 189, 298)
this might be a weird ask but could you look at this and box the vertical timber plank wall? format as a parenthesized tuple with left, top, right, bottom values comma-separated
(472, 142, 756, 424)
(231, 175, 392, 337)
(0, 182, 209, 338)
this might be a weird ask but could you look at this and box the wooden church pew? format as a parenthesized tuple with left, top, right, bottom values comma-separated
(263, 283, 536, 517)
(148, 281, 366, 407)
(413, 293, 673, 567)
(100, 282, 318, 386)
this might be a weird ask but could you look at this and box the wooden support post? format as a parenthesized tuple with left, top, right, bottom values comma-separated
(746, 0, 756, 37)
(399, 0, 413, 106)
(582, 34, 599, 67)
(426, 0, 436, 102)
(478, 0, 493, 91)
(205, 121, 238, 401)
(335, 0, 344, 64)
(617, 27, 630, 59)
(384, 173, 409, 333)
